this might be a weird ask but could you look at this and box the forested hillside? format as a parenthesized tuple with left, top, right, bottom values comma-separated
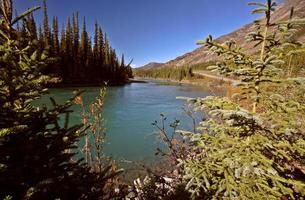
(16, 0, 133, 85)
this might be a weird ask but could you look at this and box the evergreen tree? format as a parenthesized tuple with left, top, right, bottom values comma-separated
(180, 1, 305, 199)
(104, 33, 110, 66)
(98, 26, 105, 68)
(0, 1, 121, 199)
(93, 21, 99, 68)
(60, 23, 67, 79)
(52, 16, 59, 55)
(87, 37, 93, 77)
(80, 17, 88, 76)
(60, 23, 66, 54)
(42, 0, 50, 46)
(15, 0, 132, 85)
(37, 24, 44, 50)
(65, 17, 73, 78)
(72, 12, 80, 77)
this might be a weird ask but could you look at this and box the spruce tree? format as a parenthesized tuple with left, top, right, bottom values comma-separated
(72, 12, 80, 77)
(87, 37, 93, 78)
(52, 16, 59, 55)
(104, 33, 110, 67)
(42, 0, 50, 47)
(93, 21, 99, 70)
(14, 0, 132, 85)
(180, 0, 305, 199)
(98, 26, 105, 68)
(65, 17, 73, 79)
(0, 1, 120, 199)
(60, 23, 67, 79)
(80, 17, 88, 77)
(60, 23, 66, 54)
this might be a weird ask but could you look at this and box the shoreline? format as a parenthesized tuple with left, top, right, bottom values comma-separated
(45, 77, 233, 97)
(133, 76, 232, 87)
(46, 79, 146, 88)
(134, 76, 234, 96)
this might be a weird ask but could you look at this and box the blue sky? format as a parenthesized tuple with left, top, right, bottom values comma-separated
(15, 0, 273, 67)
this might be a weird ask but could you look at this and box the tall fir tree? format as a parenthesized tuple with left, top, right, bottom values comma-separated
(80, 17, 88, 76)
(60, 23, 67, 78)
(72, 12, 80, 77)
(52, 16, 59, 55)
(42, 0, 50, 46)
(93, 21, 99, 68)
(65, 17, 73, 78)
(98, 26, 105, 65)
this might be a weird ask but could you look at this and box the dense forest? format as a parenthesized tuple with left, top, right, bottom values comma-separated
(134, 65, 194, 81)
(134, 62, 216, 81)
(16, 0, 133, 85)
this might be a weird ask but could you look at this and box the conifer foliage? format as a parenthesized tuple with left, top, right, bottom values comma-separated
(0, 1, 120, 199)
(134, 66, 194, 81)
(179, 0, 305, 199)
(18, 0, 133, 85)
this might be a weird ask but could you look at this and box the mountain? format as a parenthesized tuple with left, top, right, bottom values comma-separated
(140, 0, 305, 69)
(138, 62, 164, 70)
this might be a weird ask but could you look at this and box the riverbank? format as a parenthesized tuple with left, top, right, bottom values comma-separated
(133, 76, 234, 96)
(46, 78, 145, 88)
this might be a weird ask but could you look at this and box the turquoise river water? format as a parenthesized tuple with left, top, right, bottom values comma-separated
(37, 80, 219, 165)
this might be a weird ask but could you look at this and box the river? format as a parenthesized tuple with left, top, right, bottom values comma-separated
(37, 80, 221, 165)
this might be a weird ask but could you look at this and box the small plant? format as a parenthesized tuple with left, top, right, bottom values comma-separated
(152, 114, 189, 165)
(75, 88, 123, 182)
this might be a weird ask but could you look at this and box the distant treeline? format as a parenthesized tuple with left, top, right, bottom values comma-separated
(16, 0, 133, 85)
(135, 52, 305, 81)
(134, 66, 194, 81)
(134, 62, 213, 81)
